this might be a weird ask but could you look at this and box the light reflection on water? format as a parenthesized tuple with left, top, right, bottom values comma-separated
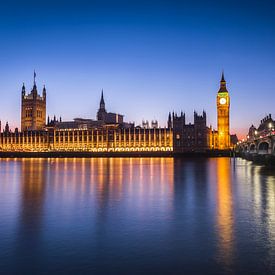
(216, 158, 234, 271)
(0, 157, 274, 274)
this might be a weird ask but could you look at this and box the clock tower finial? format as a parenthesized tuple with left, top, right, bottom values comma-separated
(221, 71, 225, 82)
(219, 71, 228, 93)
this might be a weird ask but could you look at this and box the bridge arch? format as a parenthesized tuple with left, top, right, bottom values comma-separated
(238, 144, 245, 152)
(249, 143, 256, 153)
(258, 141, 269, 154)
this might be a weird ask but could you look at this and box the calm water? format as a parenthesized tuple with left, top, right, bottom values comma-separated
(0, 158, 274, 274)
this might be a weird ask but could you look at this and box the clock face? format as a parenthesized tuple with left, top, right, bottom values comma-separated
(219, 98, 226, 105)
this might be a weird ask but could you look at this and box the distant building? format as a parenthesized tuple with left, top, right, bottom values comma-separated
(49, 90, 127, 131)
(21, 72, 46, 131)
(142, 120, 149, 129)
(97, 90, 124, 124)
(247, 114, 274, 140)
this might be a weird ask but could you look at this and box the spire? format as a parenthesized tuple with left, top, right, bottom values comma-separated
(43, 84, 46, 99)
(22, 82, 26, 97)
(221, 70, 225, 82)
(32, 71, 38, 97)
(100, 89, 104, 104)
(218, 71, 228, 93)
(100, 89, 105, 110)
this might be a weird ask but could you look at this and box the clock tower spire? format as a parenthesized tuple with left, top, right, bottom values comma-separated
(217, 72, 230, 149)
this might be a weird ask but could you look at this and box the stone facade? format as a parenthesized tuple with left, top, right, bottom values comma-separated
(172, 111, 210, 153)
(216, 73, 230, 149)
(21, 76, 46, 131)
(0, 73, 236, 153)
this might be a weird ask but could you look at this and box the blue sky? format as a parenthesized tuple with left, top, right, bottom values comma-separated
(0, 0, 275, 137)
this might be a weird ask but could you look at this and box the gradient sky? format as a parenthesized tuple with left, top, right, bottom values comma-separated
(1, 0, 275, 137)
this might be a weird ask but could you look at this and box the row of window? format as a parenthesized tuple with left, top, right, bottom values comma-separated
(1, 136, 171, 144)
(25, 109, 43, 118)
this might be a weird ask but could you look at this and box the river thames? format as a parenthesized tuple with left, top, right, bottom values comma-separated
(0, 157, 274, 274)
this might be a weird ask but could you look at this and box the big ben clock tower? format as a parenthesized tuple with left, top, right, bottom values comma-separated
(217, 72, 230, 149)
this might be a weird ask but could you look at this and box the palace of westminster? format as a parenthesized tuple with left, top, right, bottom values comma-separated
(0, 73, 237, 153)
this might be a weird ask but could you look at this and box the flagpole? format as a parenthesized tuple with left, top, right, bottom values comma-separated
(34, 70, 36, 85)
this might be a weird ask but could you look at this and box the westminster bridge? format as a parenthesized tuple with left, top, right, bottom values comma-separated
(237, 131, 275, 164)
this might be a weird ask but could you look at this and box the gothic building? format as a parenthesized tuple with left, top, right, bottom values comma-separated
(216, 73, 230, 149)
(97, 90, 124, 124)
(48, 90, 128, 130)
(21, 73, 46, 131)
(0, 72, 236, 153)
(172, 111, 210, 153)
(170, 72, 234, 152)
(97, 90, 107, 121)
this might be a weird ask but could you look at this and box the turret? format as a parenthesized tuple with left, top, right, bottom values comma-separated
(167, 112, 172, 128)
(22, 83, 26, 97)
(194, 111, 206, 126)
(4, 122, 9, 133)
(43, 85, 46, 100)
(21, 72, 47, 131)
(32, 70, 37, 98)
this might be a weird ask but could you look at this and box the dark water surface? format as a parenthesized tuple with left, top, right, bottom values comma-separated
(0, 158, 274, 274)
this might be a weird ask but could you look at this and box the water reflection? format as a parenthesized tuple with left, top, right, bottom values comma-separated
(216, 158, 234, 270)
(12, 159, 48, 272)
(0, 158, 274, 274)
(266, 176, 275, 271)
(19, 159, 47, 229)
(250, 165, 275, 271)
